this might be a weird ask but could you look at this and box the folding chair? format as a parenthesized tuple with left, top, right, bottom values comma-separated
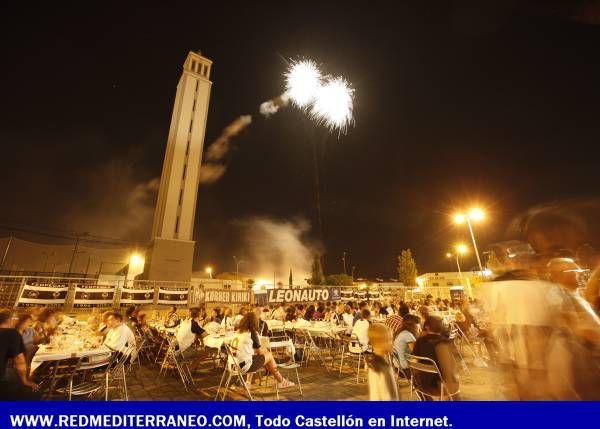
(338, 334, 368, 383)
(303, 330, 329, 369)
(267, 335, 302, 399)
(390, 351, 411, 385)
(406, 354, 460, 401)
(159, 335, 195, 391)
(46, 357, 101, 400)
(447, 326, 469, 373)
(215, 343, 254, 401)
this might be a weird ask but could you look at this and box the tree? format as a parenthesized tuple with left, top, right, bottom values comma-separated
(308, 254, 324, 285)
(325, 273, 354, 286)
(398, 249, 418, 286)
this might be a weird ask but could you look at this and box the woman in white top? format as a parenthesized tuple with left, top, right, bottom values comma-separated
(221, 308, 234, 329)
(232, 306, 248, 329)
(230, 312, 295, 389)
(351, 308, 371, 352)
(393, 314, 420, 372)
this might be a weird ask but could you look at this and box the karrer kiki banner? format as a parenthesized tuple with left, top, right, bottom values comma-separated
(157, 287, 189, 306)
(267, 287, 341, 303)
(189, 285, 250, 305)
(73, 284, 116, 308)
(16, 281, 69, 308)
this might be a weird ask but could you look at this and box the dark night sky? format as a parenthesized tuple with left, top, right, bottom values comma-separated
(1, 2, 600, 278)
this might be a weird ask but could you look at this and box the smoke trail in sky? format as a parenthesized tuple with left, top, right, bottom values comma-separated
(259, 93, 290, 117)
(200, 115, 252, 184)
(198, 164, 227, 184)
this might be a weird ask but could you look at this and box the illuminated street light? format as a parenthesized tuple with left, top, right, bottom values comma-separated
(455, 243, 469, 255)
(447, 243, 469, 284)
(453, 207, 486, 273)
(469, 207, 485, 221)
(453, 213, 466, 224)
(205, 266, 213, 279)
(129, 253, 144, 269)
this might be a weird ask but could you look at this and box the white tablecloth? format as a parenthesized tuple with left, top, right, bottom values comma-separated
(203, 333, 270, 349)
(31, 344, 111, 374)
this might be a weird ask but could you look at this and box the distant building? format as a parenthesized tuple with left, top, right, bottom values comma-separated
(416, 271, 487, 299)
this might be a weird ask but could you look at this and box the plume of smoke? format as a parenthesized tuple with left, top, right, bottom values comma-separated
(235, 217, 319, 284)
(206, 115, 252, 161)
(200, 115, 252, 184)
(259, 93, 290, 117)
(198, 164, 227, 184)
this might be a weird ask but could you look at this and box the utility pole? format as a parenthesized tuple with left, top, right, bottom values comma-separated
(342, 251, 347, 275)
(84, 256, 92, 276)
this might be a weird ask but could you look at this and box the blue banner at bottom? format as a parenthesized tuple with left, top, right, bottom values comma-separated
(1, 401, 598, 429)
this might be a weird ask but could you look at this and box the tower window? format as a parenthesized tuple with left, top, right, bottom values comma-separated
(191, 60, 196, 71)
(192, 99, 196, 112)
(175, 215, 180, 234)
(182, 164, 187, 180)
(189, 119, 193, 133)
(178, 189, 183, 206)
(185, 139, 190, 155)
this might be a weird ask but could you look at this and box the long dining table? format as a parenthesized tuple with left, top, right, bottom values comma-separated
(30, 323, 111, 374)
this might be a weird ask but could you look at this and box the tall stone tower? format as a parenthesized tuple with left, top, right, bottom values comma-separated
(144, 51, 212, 281)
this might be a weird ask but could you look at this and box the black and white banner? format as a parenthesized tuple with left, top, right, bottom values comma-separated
(157, 287, 189, 305)
(119, 287, 155, 306)
(73, 285, 116, 308)
(267, 287, 341, 304)
(16, 281, 69, 307)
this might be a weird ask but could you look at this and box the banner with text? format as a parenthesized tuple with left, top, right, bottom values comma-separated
(119, 286, 155, 306)
(268, 287, 341, 303)
(73, 284, 116, 308)
(189, 286, 250, 305)
(16, 281, 69, 308)
(157, 288, 189, 306)
(2, 400, 598, 429)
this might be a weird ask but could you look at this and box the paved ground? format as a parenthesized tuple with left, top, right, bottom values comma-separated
(125, 352, 512, 401)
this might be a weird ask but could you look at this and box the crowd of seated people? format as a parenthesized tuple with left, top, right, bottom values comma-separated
(4, 241, 598, 403)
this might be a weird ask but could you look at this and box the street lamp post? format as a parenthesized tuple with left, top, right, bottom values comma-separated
(454, 208, 485, 273)
(342, 251, 347, 275)
(205, 266, 213, 279)
(447, 243, 469, 285)
(233, 256, 245, 281)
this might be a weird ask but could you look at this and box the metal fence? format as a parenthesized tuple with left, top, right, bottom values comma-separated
(0, 275, 248, 310)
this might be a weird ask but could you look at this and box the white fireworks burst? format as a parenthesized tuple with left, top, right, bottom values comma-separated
(284, 59, 323, 108)
(309, 76, 354, 134)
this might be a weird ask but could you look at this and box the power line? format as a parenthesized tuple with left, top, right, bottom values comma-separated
(0, 223, 141, 247)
